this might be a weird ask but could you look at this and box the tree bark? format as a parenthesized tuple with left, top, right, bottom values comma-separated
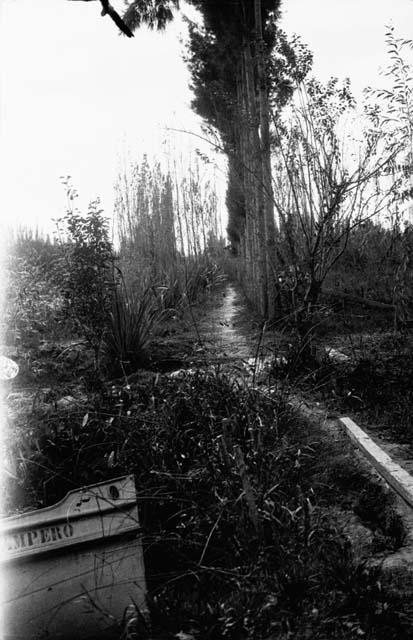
(254, 0, 277, 318)
(243, 39, 268, 315)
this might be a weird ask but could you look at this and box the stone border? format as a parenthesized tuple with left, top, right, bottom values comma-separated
(340, 416, 413, 509)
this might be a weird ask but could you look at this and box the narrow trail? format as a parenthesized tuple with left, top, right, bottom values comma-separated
(195, 283, 252, 360)
(5, 280, 413, 572)
(188, 282, 413, 531)
(186, 282, 275, 378)
(6, 280, 413, 520)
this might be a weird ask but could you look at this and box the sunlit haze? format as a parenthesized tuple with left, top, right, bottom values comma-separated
(0, 0, 208, 234)
(1, 0, 413, 235)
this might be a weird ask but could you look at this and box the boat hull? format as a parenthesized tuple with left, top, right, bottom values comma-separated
(1, 476, 146, 639)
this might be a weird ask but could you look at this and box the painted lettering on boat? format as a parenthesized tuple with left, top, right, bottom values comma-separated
(6, 523, 74, 552)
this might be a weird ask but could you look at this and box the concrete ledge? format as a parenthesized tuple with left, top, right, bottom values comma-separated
(340, 416, 413, 509)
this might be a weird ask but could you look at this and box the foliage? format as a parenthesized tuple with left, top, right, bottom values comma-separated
(271, 77, 398, 337)
(272, 321, 413, 446)
(365, 25, 413, 202)
(103, 281, 165, 377)
(123, 0, 179, 32)
(363, 27, 413, 323)
(115, 154, 224, 308)
(185, 2, 310, 316)
(55, 180, 117, 368)
(335, 339, 413, 442)
(185, 0, 300, 134)
(355, 482, 405, 549)
(7, 371, 410, 639)
(4, 229, 67, 349)
(393, 222, 413, 324)
(6, 14, 413, 639)
(323, 220, 413, 324)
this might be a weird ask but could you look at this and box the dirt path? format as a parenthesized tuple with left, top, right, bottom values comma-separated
(193, 283, 413, 556)
(191, 282, 413, 499)
(5, 280, 413, 513)
(5, 280, 413, 581)
(180, 282, 278, 382)
(194, 283, 254, 360)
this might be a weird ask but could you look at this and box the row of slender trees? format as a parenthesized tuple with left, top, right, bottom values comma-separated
(117, 0, 302, 316)
(114, 154, 223, 305)
(184, 1, 309, 317)
(110, 2, 413, 325)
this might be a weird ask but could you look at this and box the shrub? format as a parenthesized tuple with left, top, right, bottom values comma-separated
(115, 154, 225, 310)
(4, 229, 67, 348)
(55, 184, 116, 369)
(103, 282, 165, 377)
(9, 371, 410, 639)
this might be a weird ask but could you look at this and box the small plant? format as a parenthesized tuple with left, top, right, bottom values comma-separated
(272, 77, 396, 332)
(55, 179, 117, 370)
(10, 369, 409, 639)
(4, 229, 67, 350)
(104, 281, 165, 377)
(355, 481, 406, 549)
(115, 154, 225, 310)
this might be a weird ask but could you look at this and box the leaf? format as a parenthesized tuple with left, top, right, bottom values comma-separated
(107, 450, 116, 468)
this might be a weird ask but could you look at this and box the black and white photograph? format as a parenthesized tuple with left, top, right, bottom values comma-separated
(1, 1, 413, 638)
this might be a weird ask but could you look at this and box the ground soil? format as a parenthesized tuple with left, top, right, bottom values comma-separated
(6, 279, 412, 490)
(5, 278, 413, 639)
(178, 282, 413, 579)
(157, 280, 413, 514)
(4, 279, 412, 547)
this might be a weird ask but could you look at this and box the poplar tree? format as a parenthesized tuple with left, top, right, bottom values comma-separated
(184, 1, 305, 316)
(122, 0, 307, 317)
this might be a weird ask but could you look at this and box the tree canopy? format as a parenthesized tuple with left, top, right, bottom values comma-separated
(110, 0, 312, 315)
(123, 0, 179, 31)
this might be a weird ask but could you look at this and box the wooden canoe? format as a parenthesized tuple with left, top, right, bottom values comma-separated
(0, 475, 147, 639)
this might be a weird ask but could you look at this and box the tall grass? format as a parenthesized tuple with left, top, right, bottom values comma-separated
(114, 153, 225, 307)
(104, 281, 166, 376)
(8, 370, 410, 639)
(4, 227, 67, 348)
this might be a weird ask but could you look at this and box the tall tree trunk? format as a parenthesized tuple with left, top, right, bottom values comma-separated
(254, 0, 277, 318)
(243, 39, 268, 315)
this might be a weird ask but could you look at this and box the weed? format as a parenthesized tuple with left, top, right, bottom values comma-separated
(355, 483, 406, 549)
(7, 370, 410, 639)
(103, 282, 166, 377)
(55, 185, 117, 370)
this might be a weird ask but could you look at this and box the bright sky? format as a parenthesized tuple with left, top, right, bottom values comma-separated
(1, 0, 413, 235)
(281, 0, 413, 95)
(0, 0, 208, 234)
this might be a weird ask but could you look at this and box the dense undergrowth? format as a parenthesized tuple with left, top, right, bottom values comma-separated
(243, 277, 412, 448)
(4, 195, 224, 380)
(333, 342, 413, 443)
(269, 315, 413, 445)
(4, 27, 413, 640)
(5, 368, 411, 639)
(4, 222, 413, 639)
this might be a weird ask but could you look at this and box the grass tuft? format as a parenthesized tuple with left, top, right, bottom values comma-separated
(104, 282, 166, 377)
